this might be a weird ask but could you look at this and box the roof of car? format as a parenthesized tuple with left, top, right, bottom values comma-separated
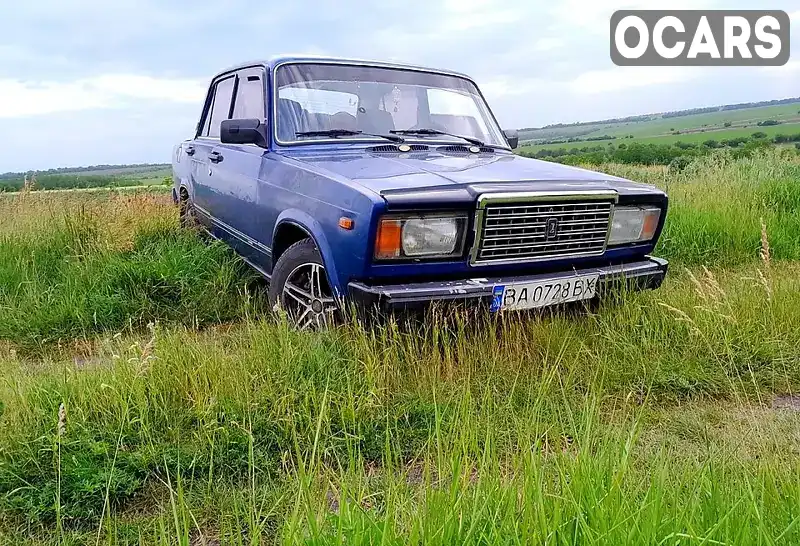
(212, 55, 473, 81)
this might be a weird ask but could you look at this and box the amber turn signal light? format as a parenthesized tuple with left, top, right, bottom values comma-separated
(338, 217, 354, 230)
(641, 208, 660, 241)
(374, 218, 402, 258)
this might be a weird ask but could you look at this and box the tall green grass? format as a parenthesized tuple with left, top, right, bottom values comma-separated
(0, 192, 264, 351)
(1, 265, 800, 543)
(0, 151, 797, 351)
(600, 151, 800, 265)
(1, 152, 800, 544)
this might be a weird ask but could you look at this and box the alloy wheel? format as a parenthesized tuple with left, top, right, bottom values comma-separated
(280, 263, 338, 329)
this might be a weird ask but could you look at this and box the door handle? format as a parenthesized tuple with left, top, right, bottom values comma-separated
(184, 145, 195, 156)
(208, 151, 224, 163)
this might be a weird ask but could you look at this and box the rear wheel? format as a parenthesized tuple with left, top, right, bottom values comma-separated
(179, 190, 198, 229)
(269, 239, 339, 329)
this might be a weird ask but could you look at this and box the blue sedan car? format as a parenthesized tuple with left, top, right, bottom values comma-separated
(172, 56, 668, 328)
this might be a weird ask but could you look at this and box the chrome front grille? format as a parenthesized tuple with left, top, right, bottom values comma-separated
(471, 193, 617, 264)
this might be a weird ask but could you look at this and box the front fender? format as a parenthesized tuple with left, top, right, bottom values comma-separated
(273, 209, 343, 297)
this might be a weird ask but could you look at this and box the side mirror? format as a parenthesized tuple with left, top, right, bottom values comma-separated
(503, 129, 519, 150)
(221, 118, 267, 147)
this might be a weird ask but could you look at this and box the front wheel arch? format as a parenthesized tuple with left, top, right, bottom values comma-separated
(272, 221, 313, 266)
(268, 238, 340, 328)
(271, 213, 341, 297)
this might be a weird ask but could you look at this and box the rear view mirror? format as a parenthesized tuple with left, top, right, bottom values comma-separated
(221, 118, 267, 147)
(503, 129, 519, 149)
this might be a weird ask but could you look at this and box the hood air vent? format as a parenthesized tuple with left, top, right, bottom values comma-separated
(438, 145, 495, 154)
(368, 144, 429, 153)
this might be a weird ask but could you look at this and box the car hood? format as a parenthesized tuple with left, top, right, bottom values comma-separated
(281, 148, 664, 205)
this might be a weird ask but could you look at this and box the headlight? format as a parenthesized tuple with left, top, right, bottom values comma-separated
(608, 206, 661, 245)
(374, 214, 467, 259)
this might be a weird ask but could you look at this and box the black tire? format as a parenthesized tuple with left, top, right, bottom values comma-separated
(268, 238, 339, 328)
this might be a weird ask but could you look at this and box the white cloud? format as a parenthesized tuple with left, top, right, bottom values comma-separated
(532, 37, 565, 52)
(761, 60, 800, 74)
(0, 74, 207, 118)
(548, 0, 638, 31)
(481, 77, 548, 99)
(86, 75, 207, 102)
(367, 0, 524, 62)
(547, 0, 718, 34)
(440, 0, 520, 31)
(570, 66, 697, 94)
(789, 10, 800, 36)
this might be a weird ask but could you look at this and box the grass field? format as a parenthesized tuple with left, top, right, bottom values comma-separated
(2, 151, 800, 544)
(519, 100, 800, 153)
(520, 121, 800, 153)
(520, 101, 800, 141)
(604, 103, 800, 137)
(0, 165, 172, 192)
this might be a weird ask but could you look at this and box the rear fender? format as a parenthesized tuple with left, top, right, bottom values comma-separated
(173, 141, 195, 203)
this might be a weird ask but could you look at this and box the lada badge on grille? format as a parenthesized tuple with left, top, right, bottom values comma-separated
(545, 218, 559, 240)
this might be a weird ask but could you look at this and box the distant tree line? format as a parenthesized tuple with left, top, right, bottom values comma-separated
(0, 174, 171, 192)
(532, 134, 622, 145)
(519, 115, 654, 132)
(0, 163, 170, 180)
(651, 97, 800, 118)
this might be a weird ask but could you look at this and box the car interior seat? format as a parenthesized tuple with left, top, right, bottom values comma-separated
(357, 108, 395, 135)
(276, 98, 306, 141)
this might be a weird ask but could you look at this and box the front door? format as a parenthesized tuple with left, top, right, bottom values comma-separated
(192, 74, 236, 229)
(195, 68, 271, 268)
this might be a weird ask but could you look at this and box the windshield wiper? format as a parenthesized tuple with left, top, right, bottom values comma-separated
(295, 129, 404, 143)
(390, 128, 497, 148)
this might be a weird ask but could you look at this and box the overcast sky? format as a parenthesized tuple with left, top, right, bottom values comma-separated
(1, 0, 798, 172)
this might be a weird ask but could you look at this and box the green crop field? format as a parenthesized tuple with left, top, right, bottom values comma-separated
(2, 151, 800, 544)
(0, 164, 171, 192)
(519, 99, 800, 153)
(585, 103, 800, 139)
(627, 122, 800, 145)
(520, 121, 800, 153)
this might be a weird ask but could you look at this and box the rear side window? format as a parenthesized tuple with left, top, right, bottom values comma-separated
(233, 70, 265, 119)
(205, 77, 235, 138)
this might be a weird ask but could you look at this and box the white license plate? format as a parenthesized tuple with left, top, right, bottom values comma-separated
(490, 274, 599, 312)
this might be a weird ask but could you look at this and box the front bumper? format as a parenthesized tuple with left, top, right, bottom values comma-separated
(348, 256, 668, 311)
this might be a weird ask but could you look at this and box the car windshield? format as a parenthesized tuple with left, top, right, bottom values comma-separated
(274, 62, 506, 147)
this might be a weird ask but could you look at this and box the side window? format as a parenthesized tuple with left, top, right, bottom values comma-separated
(232, 70, 265, 119)
(206, 77, 235, 138)
(201, 105, 212, 136)
(199, 88, 214, 136)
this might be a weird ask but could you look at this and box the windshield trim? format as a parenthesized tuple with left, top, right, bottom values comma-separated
(271, 60, 510, 150)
